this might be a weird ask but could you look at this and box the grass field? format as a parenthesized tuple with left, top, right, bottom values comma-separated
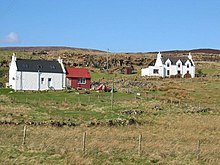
(0, 51, 220, 164)
(0, 75, 220, 164)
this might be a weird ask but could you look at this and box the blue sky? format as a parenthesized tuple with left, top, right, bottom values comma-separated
(0, 0, 220, 52)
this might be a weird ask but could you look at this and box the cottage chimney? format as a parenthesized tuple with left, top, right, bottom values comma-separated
(57, 56, 63, 64)
(12, 53, 16, 62)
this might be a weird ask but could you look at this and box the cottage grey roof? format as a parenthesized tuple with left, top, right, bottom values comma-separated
(162, 55, 194, 66)
(16, 59, 64, 73)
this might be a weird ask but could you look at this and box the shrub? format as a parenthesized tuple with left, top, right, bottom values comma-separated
(184, 73, 192, 78)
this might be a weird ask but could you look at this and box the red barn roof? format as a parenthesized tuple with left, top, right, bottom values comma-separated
(66, 67, 91, 78)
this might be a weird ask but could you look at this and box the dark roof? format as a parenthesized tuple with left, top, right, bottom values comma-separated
(16, 59, 64, 73)
(162, 55, 194, 65)
(66, 67, 91, 78)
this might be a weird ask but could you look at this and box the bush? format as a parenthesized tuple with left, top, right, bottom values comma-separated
(184, 73, 192, 78)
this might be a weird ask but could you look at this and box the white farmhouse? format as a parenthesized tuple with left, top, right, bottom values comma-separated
(141, 52, 195, 78)
(9, 53, 66, 91)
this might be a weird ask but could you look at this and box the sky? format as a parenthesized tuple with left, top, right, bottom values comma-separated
(0, 0, 220, 52)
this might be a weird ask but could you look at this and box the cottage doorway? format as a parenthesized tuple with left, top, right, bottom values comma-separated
(48, 78, 52, 87)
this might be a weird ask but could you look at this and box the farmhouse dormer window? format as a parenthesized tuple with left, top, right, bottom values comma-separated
(178, 63, 181, 68)
(167, 63, 170, 67)
(187, 64, 189, 68)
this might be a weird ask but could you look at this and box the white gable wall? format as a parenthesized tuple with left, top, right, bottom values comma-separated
(182, 60, 195, 78)
(9, 57, 17, 89)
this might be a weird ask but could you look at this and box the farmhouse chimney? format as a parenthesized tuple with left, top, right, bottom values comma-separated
(188, 52, 192, 60)
(155, 52, 163, 66)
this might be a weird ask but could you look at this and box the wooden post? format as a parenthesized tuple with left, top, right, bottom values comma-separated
(138, 134, 142, 156)
(22, 125, 27, 145)
(111, 77, 114, 111)
(197, 140, 201, 160)
(82, 132, 87, 154)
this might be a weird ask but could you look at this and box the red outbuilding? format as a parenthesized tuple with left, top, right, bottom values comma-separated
(66, 67, 91, 89)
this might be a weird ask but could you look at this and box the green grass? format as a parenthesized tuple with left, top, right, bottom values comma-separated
(0, 90, 139, 124)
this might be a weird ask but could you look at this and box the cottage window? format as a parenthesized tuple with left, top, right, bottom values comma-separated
(167, 63, 170, 67)
(187, 64, 189, 68)
(187, 70, 189, 74)
(178, 63, 181, 68)
(177, 70, 181, 74)
(41, 78, 45, 84)
(153, 69, 159, 74)
(78, 78, 86, 84)
(167, 70, 170, 76)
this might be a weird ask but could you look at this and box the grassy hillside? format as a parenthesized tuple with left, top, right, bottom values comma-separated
(0, 77, 220, 164)
(0, 48, 220, 164)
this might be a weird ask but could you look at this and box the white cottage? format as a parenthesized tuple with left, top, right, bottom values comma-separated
(141, 52, 195, 78)
(9, 53, 66, 91)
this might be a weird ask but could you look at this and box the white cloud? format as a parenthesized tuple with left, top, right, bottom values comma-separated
(0, 32, 20, 44)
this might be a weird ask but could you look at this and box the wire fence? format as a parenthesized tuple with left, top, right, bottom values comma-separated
(1, 125, 219, 164)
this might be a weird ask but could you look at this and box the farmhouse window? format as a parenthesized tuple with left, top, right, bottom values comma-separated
(167, 63, 170, 67)
(187, 64, 189, 68)
(187, 70, 189, 74)
(178, 63, 181, 68)
(177, 70, 181, 74)
(153, 69, 159, 74)
(167, 70, 170, 76)
(78, 78, 86, 84)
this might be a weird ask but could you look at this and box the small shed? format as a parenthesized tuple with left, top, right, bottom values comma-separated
(66, 67, 91, 89)
(121, 67, 134, 74)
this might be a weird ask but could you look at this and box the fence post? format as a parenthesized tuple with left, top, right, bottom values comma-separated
(138, 134, 142, 156)
(22, 125, 27, 145)
(197, 140, 201, 160)
(82, 132, 87, 154)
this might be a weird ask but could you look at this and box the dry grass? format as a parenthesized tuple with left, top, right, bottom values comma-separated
(0, 113, 219, 164)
